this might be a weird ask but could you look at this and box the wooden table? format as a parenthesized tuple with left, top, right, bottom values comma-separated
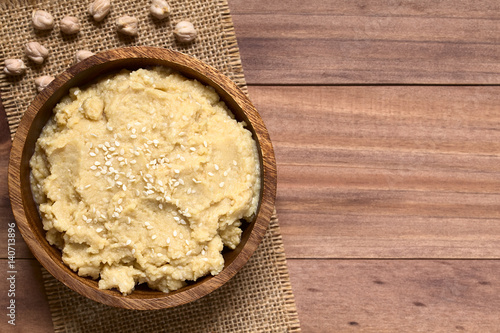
(3, 1, 500, 331)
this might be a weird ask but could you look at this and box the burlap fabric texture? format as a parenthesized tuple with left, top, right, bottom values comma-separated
(0, 0, 301, 332)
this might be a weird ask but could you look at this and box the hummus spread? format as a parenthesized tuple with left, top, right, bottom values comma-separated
(30, 67, 261, 295)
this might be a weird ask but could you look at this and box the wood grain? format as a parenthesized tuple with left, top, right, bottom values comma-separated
(0, 260, 53, 333)
(229, 0, 500, 84)
(248, 85, 500, 258)
(288, 259, 500, 332)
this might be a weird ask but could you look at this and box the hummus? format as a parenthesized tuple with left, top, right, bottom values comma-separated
(30, 67, 261, 295)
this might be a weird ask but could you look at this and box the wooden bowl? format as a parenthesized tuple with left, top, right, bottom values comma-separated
(8, 47, 276, 310)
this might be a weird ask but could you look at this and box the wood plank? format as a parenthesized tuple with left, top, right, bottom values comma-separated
(288, 259, 500, 332)
(0, 259, 53, 333)
(229, 0, 500, 84)
(230, 0, 500, 18)
(248, 85, 500, 258)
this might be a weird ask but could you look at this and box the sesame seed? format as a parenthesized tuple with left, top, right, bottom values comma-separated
(130, 160, 136, 164)
(180, 156, 185, 161)
(89, 152, 96, 157)
(192, 178, 201, 184)
(95, 172, 101, 177)
(186, 250, 192, 256)
(105, 142, 110, 148)
(219, 182, 224, 188)
(96, 228, 103, 232)
(82, 215, 88, 220)
(223, 171, 228, 176)
(157, 253, 163, 257)
(90, 165, 97, 170)
(125, 239, 131, 245)
(94, 161, 101, 166)
(91, 133, 97, 137)
(142, 127, 146, 133)
(108, 147, 116, 152)
(174, 169, 180, 174)
(152, 235, 157, 240)
(118, 198, 123, 204)
(122, 184, 127, 191)
(203, 141, 207, 147)
(182, 116, 188, 121)
(185, 240, 189, 245)
(203, 258, 208, 261)
(131, 128, 136, 134)
(85, 184, 91, 189)
(159, 203, 163, 209)
(233, 160, 238, 166)
(115, 141, 120, 147)
(208, 172, 214, 176)
(174, 216, 180, 221)
(214, 164, 219, 170)
(187, 188, 192, 194)
(173, 230, 177, 237)
(131, 249, 135, 254)
(190, 147, 196, 152)
(131, 134, 137, 139)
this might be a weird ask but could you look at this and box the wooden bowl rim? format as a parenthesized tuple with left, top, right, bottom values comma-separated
(8, 46, 276, 310)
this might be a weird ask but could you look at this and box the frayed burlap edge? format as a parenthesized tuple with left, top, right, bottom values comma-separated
(214, 3, 300, 328)
(3, 0, 301, 331)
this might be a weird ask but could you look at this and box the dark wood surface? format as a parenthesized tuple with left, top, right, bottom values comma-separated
(3, 0, 500, 331)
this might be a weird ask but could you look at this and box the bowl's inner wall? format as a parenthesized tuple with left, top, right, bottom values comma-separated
(21, 57, 264, 297)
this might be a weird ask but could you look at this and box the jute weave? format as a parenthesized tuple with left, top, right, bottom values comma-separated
(0, 0, 301, 331)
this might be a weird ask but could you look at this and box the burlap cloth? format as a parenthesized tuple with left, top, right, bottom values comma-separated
(0, 0, 301, 332)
